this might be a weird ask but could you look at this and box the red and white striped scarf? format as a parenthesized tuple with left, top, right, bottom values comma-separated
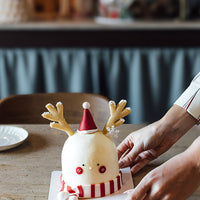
(60, 171, 122, 198)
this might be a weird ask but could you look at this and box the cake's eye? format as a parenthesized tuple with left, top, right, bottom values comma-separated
(82, 164, 85, 166)
(76, 167, 83, 175)
(99, 165, 106, 173)
(97, 163, 100, 166)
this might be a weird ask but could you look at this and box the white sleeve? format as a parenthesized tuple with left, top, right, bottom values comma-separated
(174, 72, 200, 122)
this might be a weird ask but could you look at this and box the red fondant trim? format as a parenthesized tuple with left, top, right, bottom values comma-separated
(64, 170, 122, 198)
(67, 185, 76, 193)
(60, 174, 63, 183)
(117, 175, 121, 190)
(60, 177, 65, 192)
(91, 184, 95, 198)
(120, 170, 123, 185)
(109, 180, 114, 194)
(77, 185, 84, 197)
(100, 183, 105, 197)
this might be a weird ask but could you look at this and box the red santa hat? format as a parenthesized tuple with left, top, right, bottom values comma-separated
(78, 102, 98, 134)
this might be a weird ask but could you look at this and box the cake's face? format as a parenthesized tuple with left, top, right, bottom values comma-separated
(62, 131, 119, 188)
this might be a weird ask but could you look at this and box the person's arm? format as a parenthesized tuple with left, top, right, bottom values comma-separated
(118, 72, 200, 173)
(118, 72, 200, 200)
(118, 105, 197, 174)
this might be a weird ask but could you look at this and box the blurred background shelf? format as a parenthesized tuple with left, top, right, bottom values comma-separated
(0, 20, 200, 30)
(0, 20, 200, 47)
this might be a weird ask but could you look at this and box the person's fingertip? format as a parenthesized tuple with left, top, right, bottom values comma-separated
(131, 165, 140, 175)
(119, 159, 125, 168)
(117, 151, 123, 160)
(117, 144, 127, 159)
(131, 169, 136, 175)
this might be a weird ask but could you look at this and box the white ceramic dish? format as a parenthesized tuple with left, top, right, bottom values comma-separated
(0, 126, 28, 151)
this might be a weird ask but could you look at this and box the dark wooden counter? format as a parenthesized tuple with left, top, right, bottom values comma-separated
(0, 19, 200, 47)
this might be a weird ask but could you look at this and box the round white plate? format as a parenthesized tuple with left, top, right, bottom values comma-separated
(0, 126, 28, 151)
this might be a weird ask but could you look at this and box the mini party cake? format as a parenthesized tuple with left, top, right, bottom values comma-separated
(42, 100, 131, 200)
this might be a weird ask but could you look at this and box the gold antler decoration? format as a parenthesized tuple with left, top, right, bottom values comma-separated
(103, 100, 131, 134)
(42, 102, 74, 136)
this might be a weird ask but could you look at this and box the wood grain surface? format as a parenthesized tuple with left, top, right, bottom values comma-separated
(0, 124, 199, 200)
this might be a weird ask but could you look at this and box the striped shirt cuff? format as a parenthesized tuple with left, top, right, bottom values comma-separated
(174, 72, 200, 122)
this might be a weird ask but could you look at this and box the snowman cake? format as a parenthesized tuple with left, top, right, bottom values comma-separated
(42, 100, 131, 200)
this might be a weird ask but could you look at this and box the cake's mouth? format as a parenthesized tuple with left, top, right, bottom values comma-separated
(59, 170, 123, 198)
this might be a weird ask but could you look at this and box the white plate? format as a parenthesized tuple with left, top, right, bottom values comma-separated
(0, 126, 28, 151)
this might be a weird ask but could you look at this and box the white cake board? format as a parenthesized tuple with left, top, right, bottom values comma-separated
(48, 168, 134, 200)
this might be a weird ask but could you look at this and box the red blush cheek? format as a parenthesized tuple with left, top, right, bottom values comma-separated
(76, 167, 83, 174)
(99, 166, 106, 173)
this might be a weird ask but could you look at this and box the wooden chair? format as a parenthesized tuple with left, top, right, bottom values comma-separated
(0, 93, 110, 124)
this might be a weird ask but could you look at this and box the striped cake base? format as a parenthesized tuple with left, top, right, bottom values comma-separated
(60, 171, 123, 198)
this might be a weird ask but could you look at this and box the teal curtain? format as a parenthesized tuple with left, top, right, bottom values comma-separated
(0, 48, 199, 123)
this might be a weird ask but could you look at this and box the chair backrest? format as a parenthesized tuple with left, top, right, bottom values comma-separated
(0, 93, 110, 124)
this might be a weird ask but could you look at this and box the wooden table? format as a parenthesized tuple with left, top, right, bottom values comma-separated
(0, 124, 200, 200)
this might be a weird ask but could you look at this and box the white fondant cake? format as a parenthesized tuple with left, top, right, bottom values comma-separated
(60, 131, 122, 198)
(42, 100, 131, 200)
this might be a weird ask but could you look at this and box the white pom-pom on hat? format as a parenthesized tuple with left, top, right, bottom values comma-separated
(82, 102, 90, 109)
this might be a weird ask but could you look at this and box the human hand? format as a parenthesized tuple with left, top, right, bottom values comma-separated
(125, 137, 200, 200)
(118, 105, 197, 174)
(118, 121, 175, 174)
